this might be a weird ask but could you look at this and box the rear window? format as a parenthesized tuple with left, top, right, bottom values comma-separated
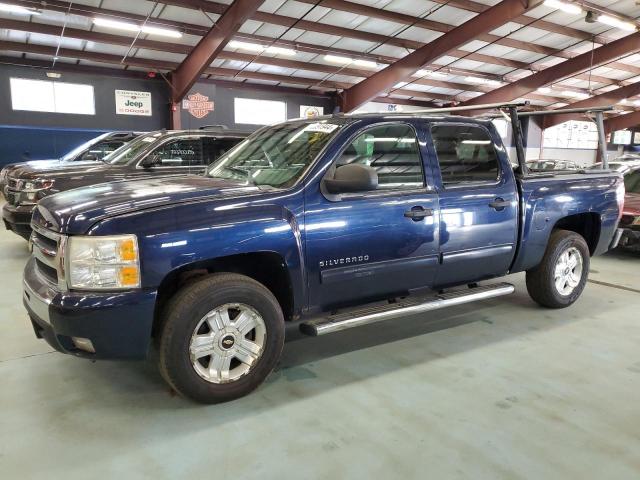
(431, 124, 500, 185)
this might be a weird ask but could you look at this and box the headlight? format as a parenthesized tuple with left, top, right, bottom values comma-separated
(22, 179, 54, 192)
(67, 235, 140, 290)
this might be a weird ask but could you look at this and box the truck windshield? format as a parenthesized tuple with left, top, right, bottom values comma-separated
(207, 120, 346, 188)
(60, 132, 112, 162)
(107, 132, 163, 165)
(625, 170, 640, 194)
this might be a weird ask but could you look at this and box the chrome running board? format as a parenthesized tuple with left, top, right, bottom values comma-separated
(300, 282, 515, 336)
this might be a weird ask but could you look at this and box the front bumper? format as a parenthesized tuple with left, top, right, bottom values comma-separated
(2, 203, 35, 239)
(23, 257, 157, 360)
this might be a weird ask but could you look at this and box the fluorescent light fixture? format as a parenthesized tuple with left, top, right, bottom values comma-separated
(634, 99, 640, 106)
(561, 90, 590, 99)
(140, 25, 183, 38)
(465, 76, 502, 86)
(324, 55, 353, 65)
(229, 41, 264, 52)
(265, 46, 296, 56)
(93, 18, 140, 32)
(0, 3, 40, 15)
(543, 0, 582, 15)
(537, 87, 552, 94)
(228, 41, 295, 56)
(353, 59, 378, 68)
(597, 14, 637, 32)
(462, 140, 491, 145)
(93, 18, 182, 38)
(414, 69, 448, 79)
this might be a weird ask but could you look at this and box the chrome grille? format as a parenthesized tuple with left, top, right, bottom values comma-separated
(5, 177, 30, 206)
(30, 222, 67, 290)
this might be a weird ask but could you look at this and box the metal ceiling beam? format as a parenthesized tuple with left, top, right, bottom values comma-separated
(13, 0, 630, 87)
(0, 18, 573, 104)
(338, 0, 534, 112)
(603, 111, 640, 133)
(0, 40, 450, 103)
(170, 0, 264, 103)
(463, 31, 640, 108)
(292, 0, 640, 76)
(543, 82, 640, 128)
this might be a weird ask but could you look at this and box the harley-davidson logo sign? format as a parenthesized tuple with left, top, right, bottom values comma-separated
(182, 93, 214, 119)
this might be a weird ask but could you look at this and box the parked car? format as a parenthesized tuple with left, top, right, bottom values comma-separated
(2, 129, 246, 239)
(23, 113, 624, 403)
(0, 131, 142, 194)
(590, 160, 640, 251)
(526, 159, 578, 171)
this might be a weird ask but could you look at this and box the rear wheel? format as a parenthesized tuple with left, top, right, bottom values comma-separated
(158, 273, 285, 403)
(526, 229, 590, 308)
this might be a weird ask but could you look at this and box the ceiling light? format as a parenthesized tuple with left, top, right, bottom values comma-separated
(264, 46, 296, 56)
(229, 41, 264, 52)
(93, 18, 182, 38)
(46, 72, 62, 79)
(353, 59, 378, 68)
(324, 55, 353, 65)
(414, 69, 448, 79)
(561, 90, 590, 99)
(619, 98, 629, 104)
(0, 3, 40, 15)
(465, 76, 502, 86)
(596, 14, 637, 32)
(93, 18, 140, 32)
(538, 87, 552, 94)
(543, 0, 582, 15)
(634, 100, 640, 106)
(140, 25, 183, 38)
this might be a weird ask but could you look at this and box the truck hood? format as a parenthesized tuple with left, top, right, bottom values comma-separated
(623, 192, 640, 215)
(8, 161, 113, 179)
(35, 175, 261, 234)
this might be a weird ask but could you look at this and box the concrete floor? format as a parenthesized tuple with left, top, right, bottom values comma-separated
(1, 223, 639, 480)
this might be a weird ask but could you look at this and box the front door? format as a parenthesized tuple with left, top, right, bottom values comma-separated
(304, 122, 440, 311)
(427, 122, 518, 287)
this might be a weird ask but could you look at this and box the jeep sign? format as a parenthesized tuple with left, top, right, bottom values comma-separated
(115, 90, 152, 116)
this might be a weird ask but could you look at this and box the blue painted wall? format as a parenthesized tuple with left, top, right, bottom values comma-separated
(0, 125, 108, 166)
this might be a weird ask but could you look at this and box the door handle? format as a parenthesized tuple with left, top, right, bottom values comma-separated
(404, 206, 434, 221)
(489, 198, 510, 211)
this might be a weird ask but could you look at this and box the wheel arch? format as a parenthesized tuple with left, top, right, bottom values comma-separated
(552, 212, 601, 255)
(153, 251, 297, 338)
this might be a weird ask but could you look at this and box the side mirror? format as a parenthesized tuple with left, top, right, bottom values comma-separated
(323, 164, 378, 194)
(141, 153, 161, 168)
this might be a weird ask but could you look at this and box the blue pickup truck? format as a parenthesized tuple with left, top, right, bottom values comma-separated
(23, 109, 624, 403)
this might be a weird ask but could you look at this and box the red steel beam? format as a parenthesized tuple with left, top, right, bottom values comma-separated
(170, 0, 265, 103)
(338, 0, 533, 112)
(463, 31, 640, 108)
(543, 82, 640, 128)
(13, 0, 630, 86)
(604, 111, 640, 134)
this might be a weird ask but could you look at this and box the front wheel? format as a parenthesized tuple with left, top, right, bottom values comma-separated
(158, 273, 285, 403)
(526, 229, 590, 309)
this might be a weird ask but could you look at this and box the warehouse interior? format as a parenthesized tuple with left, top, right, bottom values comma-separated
(1, 0, 639, 478)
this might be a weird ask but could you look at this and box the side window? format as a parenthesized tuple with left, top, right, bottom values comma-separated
(201, 137, 241, 165)
(79, 141, 125, 160)
(151, 138, 204, 167)
(336, 124, 424, 190)
(431, 124, 500, 185)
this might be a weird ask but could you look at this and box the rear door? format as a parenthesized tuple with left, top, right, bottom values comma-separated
(426, 122, 518, 287)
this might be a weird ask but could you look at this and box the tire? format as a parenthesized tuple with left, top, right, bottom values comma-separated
(158, 273, 285, 403)
(526, 229, 590, 309)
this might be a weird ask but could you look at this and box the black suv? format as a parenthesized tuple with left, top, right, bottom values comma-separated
(2, 129, 246, 239)
(0, 131, 142, 194)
